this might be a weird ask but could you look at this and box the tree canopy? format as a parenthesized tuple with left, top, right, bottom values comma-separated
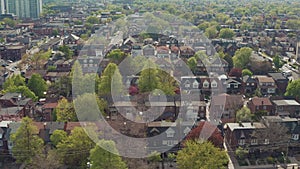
(98, 63, 124, 96)
(177, 140, 228, 169)
(236, 106, 253, 122)
(11, 117, 44, 164)
(55, 97, 77, 122)
(219, 28, 235, 39)
(89, 140, 127, 169)
(232, 47, 252, 69)
(285, 79, 300, 99)
(138, 61, 160, 93)
(56, 127, 95, 167)
(27, 73, 48, 98)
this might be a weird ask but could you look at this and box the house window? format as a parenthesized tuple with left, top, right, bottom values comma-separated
(292, 134, 299, 141)
(251, 139, 258, 145)
(251, 83, 255, 86)
(238, 139, 245, 145)
(167, 140, 173, 146)
(247, 83, 249, 86)
(166, 128, 175, 138)
(193, 81, 199, 88)
(263, 106, 266, 110)
(200, 106, 205, 111)
(264, 139, 269, 145)
(227, 84, 231, 88)
(203, 82, 209, 88)
(211, 81, 217, 88)
(234, 84, 239, 88)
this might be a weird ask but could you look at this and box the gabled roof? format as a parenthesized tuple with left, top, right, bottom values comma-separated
(272, 100, 300, 106)
(250, 97, 272, 106)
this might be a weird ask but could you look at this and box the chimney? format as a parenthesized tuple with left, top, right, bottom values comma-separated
(64, 121, 67, 131)
(251, 121, 254, 126)
(238, 121, 243, 127)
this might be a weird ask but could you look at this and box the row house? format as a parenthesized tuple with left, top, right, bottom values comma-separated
(146, 121, 196, 153)
(272, 99, 300, 118)
(0, 93, 33, 118)
(0, 45, 26, 62)
(243, 75, 257, 94)
(262, 116, 300, 153)
(225, 122, 266, 151)
(267, 73, 289, 94)
(247, 97, 274, 115)
(180, 76, 223, 95)
(255, 75, 276, 96)
(210, 94, 244, 123)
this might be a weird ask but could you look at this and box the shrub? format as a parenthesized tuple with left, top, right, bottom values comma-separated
(266, 157, 275, 164)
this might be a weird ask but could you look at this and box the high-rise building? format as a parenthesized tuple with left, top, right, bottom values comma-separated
(0, 0, 6, 14)
(5, 0, 42, 19)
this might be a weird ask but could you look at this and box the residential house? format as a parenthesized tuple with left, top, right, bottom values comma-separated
(0, 93, 33, 118)
(255, 76, 276, 96)
(156, 46, 170, 59)
(225, 77, 243, 94)
(268, 73, 289, 94)
(42, 102, 58, 121)
(170, 46, 179, 60)
(179, 46, 195, 58)
(146, 121, 196, 153)
(262, 116, 300, 153)
(0, 45, 26, 62)
(142, 44, 156, 57)
(272, 99, 300, 117)
(210, 94, 244, 123)
(247, 97, 274, 115)
(225, 122, 266, 151)
(242, 75, 257, 94)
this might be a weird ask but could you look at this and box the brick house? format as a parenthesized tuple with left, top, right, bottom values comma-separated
(0, 45, 26, 61)
(247, 97, 274, 115)
(272, 99, 300, 117)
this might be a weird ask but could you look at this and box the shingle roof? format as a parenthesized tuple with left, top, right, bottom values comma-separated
(251, 97, 272, 106)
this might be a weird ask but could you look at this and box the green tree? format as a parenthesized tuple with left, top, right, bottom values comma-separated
(138, 61, 160, 93)
(58, 45, 73, 59)
(86, 16, 99, 24)
(56, 127, 95, 168)
(233, 47, 252, 69)
(285, 79, 300, 98)
(55, 97, 77, 122)
(3, 74, 25, 89)
(273, 55, 283, 70)
(198, 22, 211, 31)
(50, 130, 67, 147)
(98, 63, 124, 96)
(242, 69, 253, 77)
(2, 18, 16, 27)
(235, 147, 248, 160)
(30, 50, 52, 70)
(73, 93, 108, 121)
(219, 28, 235, 39)
(177, 140, 228, 169)
(11, 117, 44, 164)
(27, 149, 63, 169)
(157, 69, 177, 96)
(106, 49, 127, 64)
(147, 151, 162, 169)
(27, 73, 48, 98)
(205, 26, 217, 39)
(89, 140, 127, 169)
(187, 57, 197, 72)
(236, 106, 253, 122)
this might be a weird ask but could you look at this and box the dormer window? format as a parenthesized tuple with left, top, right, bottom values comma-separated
(166, 128, 175, 138)
(264, 139, 269, 145)
(193, 80, 199, 88)
(211, 80, 217, 88)
(292, 134, 299, 140)
(203, 80, 209, 88)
